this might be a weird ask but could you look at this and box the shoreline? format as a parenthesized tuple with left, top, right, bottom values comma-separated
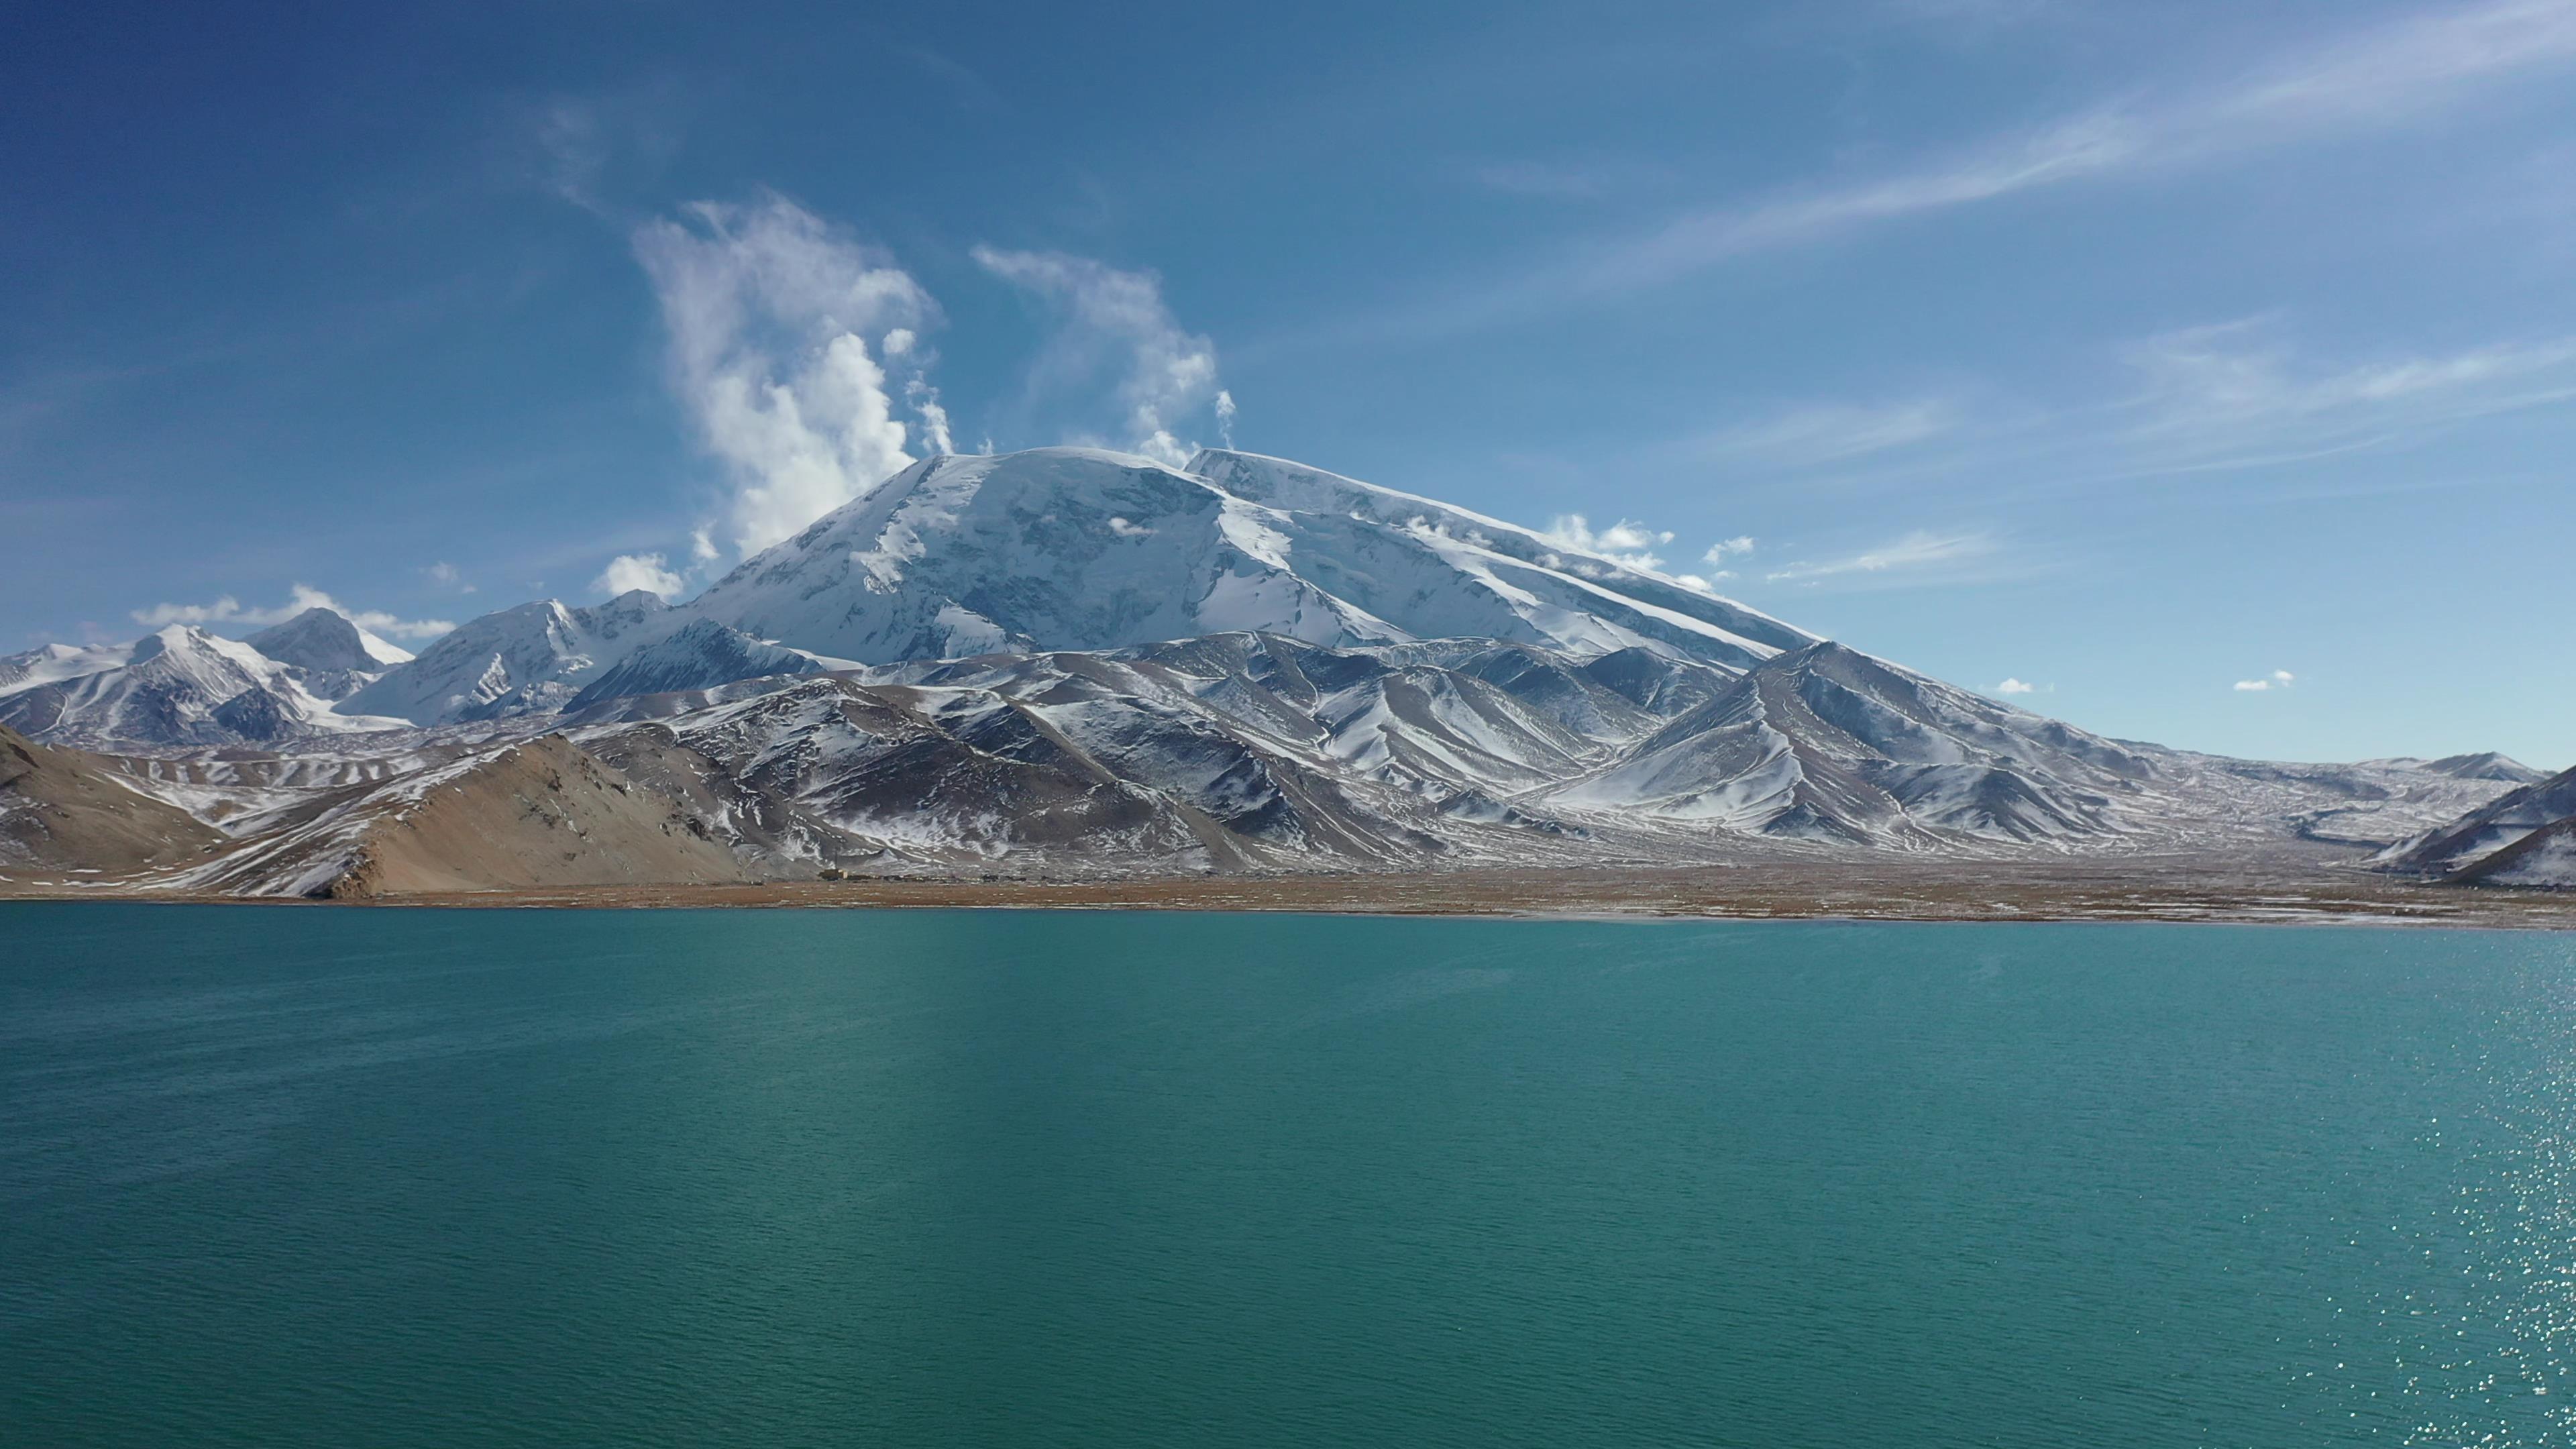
(8, 858, 2573, 930)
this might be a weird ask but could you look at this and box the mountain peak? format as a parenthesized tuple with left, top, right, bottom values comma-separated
(247, 606, 405, 674)
(676, 445, 1814, 673)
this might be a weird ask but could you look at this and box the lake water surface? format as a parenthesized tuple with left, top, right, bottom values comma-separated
(5, 905, 2576, 1446)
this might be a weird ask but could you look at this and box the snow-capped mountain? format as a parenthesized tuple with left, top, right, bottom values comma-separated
(0, 620, 409, 747)
(96, 627, 2526, 896)
(563, 619, 839, 711)
(3, 444, 2543, 896)
(0, 641, 138, 698)
(246, 606, 412, 681)
(676, 447, 1814, 671)
(333, 446, 1815, 728)
(339, 591, 676, 724)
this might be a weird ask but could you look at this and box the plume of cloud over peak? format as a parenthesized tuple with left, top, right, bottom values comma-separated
(595, 553, 688, 600)
(132, 586, 452, 641)
(635, 197, 941, 557)
(973, 246, 1229, 469)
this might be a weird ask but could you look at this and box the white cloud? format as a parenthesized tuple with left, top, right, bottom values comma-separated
(1106, 516, 1155, 538)
(2234, 669, 2297, 692)
(635, 196, 941, 556)
(594, 553, 689, 600)
(1214, 389, 1236, 449)
(973, 246, 1230, 469)
(1764, 531, 1996, 584)
(1542, 514, 1675, 572)
(1682, 400, 1960, 469)
(1583, 113, 2141, 297)
(1703, 535, 1757, 564)
(2122, 319, 2576, 458)
(906, 377, 955, 455)
(1996, 677, 2057, 696)
(132, 585, 453, 641)
(421, 560, 478, 595)
(690, 527, 720, 563)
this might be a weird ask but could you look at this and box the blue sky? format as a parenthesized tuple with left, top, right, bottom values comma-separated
(4, 0, 2571, 766)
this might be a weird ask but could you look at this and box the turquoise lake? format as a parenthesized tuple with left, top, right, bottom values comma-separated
(5, 905, 2576, 1446)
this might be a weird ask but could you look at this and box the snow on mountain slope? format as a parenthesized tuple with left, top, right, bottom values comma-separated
(341, 591, 673, 724)
(15, 439, 2538, 890)
(2356, 752, 2549, 785)
(1, 723, 227, 877)
(563, 619, 849, 711)
(2457, 818, 2576, 889)
(1548, 642, 2155, 843)
(0, 625, 409, 747)
(156, 733, 747, 898)
(676, 447, 1815, 671)
(1190, 449, 1813, 663)
(74, 626, 2534, 895)
(2376, 765, 2576, 881)
(247, 606, 413, 675)
(0, 641, 137, 698)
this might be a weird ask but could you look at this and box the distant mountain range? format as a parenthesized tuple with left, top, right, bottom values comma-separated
(1, 447, 2561, 897)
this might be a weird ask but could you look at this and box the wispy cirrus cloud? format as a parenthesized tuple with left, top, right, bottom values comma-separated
(1764, 530, 2001, 587)
(1678, 398, 1961, 469)
(1352, 0, 2576, 340)
(2235, 669, 2296, 692)
(1640, 317, 2576, 509)
(2120, 319, 2576, 462)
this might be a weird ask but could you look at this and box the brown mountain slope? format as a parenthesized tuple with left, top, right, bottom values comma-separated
(171, 734, 754, 899)
(0, 723, 225, 879)
(318, 735, 752, 899)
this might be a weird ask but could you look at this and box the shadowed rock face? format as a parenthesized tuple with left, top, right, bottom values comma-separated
(211, 687, 301, 742)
